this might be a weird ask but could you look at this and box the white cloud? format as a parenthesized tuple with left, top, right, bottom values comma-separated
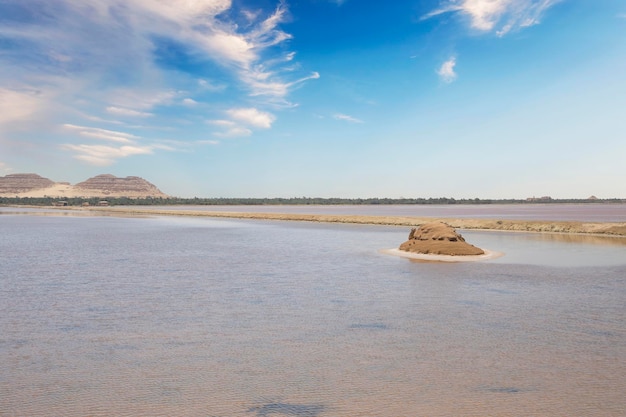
(106, 106, 154, 118)
(107, 89, 179, 111)
(1, 0, 317, 167)
(207, 119, 237, 127)
(333, 113, 364, 123)
(245, 71, 320, 100)
(207, 118, 254, 137)
(227, 108, 276, 129)
(437, 57, 458, 83)
(182, 98, 198, 106)
(61, 123, 162, 165)
(197, 139, 220, 145)
(62, 124, 139, 143)
(60, 143, 153, 166)
(198, 79, 227, 92)
(124, 0, 314, 98)
(213, 126, 253, 138)
(423, 0, 562, 35)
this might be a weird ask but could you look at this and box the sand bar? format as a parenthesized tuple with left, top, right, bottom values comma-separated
(60, 207, 626, 237)
(3, 205, 626, 237)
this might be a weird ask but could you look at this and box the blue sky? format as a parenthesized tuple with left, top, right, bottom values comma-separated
(1, 0, 625, 198)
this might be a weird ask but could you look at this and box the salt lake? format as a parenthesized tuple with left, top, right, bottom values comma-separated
(1, 206, 625, 416)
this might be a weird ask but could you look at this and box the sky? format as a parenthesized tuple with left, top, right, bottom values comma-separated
(0, 0, 625, 199)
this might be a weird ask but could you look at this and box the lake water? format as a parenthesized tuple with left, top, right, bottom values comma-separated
(1, 208, 625, 416)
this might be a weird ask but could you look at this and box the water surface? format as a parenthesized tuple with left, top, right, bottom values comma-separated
(1, 213, 625, 416)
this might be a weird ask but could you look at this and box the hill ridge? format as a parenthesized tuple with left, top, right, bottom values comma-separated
(0, 173, 168, 198)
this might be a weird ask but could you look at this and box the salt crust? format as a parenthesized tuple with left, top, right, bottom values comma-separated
(381, 248, 503, 263)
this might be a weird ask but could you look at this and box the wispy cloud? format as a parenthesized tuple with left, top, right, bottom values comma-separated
(122, 0, 317, 100)
(60, 144, 153, 166)
(198, 79, 227, 92)
(437, 57, 458, 83)
(181, 98, 198, 107)
(208, 120, 237, 128)
(213, 127, 253, 138)
(227, 108, 276, 129)
(0, 0, 317, 164)
(207, 107, 275, 137)
(423, 0, 562, 36)
(106, 106, 154, 118)
(62, 124, 140, 143)
(197, 139, 220, 146)
(61, 123, 163, 165)
(333, 113, 364, 123)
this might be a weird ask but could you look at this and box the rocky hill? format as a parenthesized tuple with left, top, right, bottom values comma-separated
(75, 174, 166, 197)
(0, 173, 56, 194)
(0, 173, 169, 198)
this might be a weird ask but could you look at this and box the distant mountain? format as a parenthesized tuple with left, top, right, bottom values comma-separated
(0, 173, 169, 198)
(0, 173, 55, 194)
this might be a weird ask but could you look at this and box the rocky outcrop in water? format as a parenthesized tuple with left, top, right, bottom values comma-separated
(399, 221, 485, 256)
(0, 173, 55, 194)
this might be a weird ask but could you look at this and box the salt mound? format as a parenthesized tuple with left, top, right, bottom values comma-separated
(399, 221, 485, 256)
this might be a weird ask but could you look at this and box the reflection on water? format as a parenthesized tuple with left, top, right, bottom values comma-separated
(1, 214, 625, 416)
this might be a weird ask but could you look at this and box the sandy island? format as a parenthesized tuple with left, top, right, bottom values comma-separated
(381, 221, 504, 262)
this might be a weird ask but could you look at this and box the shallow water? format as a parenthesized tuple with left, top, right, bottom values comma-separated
(1, 213, 625, 416)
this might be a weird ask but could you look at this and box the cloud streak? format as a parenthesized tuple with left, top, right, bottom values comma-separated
(62, 124, 140, 144)
(0, 0, 317, 163)
(333, 113, 364, 123)
(423, 0, 562, 36)
(106, 107, 154, 118)
(61, 123, 162, 165)
(60, 144, 154, 166)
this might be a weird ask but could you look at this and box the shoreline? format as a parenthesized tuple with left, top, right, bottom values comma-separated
(3, 205, 626, 237)
(381, 248, 504, 263)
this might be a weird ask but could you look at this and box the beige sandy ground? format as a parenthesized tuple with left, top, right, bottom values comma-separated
(0, 184, 161, 198)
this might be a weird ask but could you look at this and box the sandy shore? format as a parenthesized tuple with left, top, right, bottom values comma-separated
(381, 248, 504, 262)
(75, 207, 626, 237)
